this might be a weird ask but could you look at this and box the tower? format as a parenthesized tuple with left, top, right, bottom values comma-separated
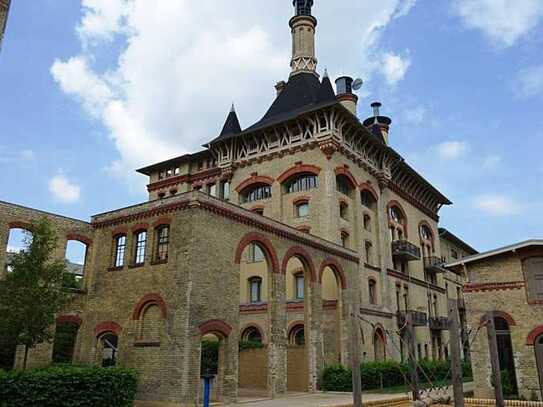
(290, 0, 318, 76)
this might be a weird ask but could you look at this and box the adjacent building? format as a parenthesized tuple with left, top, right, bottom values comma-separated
(0, 0, 10, 51)
(448, 240, 543, 401)
(0, 1, 479, 404)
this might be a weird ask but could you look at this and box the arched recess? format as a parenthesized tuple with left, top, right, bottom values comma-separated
(281, 246, 316, 283)
(94, 321, 122, 368)
(277, 163, 321, 184)
(5, 222, 33, 274)
(132, 294, 167, 344)
(359, 183, 379, 203)
(334, 166, 358, 191)
(373, 326, 386, 361)
(64, 234, 90, 290)
(480, 311, 516, 327)
(387, 200, 408, 239)
(235, 175, 274, 194)
(320, 258, 347, 366)
(527, 326, 543, 345)
(132, 293, 168, 320)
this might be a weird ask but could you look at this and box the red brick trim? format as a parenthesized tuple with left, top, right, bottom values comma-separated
(526, 326, 543, 345)
(147, 168, 222, 192)
(464, 281, 525, 293)
(199, 319, 233, 338)
(296, 225, 311, 233)
(250, 205, 265, 213)
(387, 200, 408, 238)
(95, 321, 122, 337)
(240, 303, 268, 314)
(335, 166, 358, 189)
(319, 258, 347, 290)
(241, 324, 266, 343)
(235, 175, 274, 193)
(66, 232, 93, 246)
(112, 226, 128, 237)
(287, 301, 304, 311)
(56, 314, 82, 326)
(480, 311, 516, 326)
(8, 221, 32, 231)
(131, 223, 149, 233)
(287, 320, 305, 337)
(277, 163, 321, 184)
(359, 182, 379, 202)
(373, 324, 387, 343)
(323, 299, 338, 310)
(152, 217, 171, 228)
(281, 246, 317, 283)
(234, 232, 280, 274)
(292, 196, 311, 206)
(132, 293, 167, 320)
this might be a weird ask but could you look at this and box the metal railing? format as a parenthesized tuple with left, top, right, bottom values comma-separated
(429, 316, 449, 330)
(391, 240, 421, 261)
(397, 310, 428, 327)
(423, 256, 447, 273)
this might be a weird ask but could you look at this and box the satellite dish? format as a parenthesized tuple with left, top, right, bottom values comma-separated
(352, 78, 363, 91)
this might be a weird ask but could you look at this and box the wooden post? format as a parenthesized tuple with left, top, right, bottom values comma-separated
(351, 310, 362, 407)
(486, 312, 505, 407)
(406, 312, 419, 401)
(448, 299, 464, 407)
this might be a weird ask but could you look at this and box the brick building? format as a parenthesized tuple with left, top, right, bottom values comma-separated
(448, 241, 543, 401)
(0, 1, 477, 405)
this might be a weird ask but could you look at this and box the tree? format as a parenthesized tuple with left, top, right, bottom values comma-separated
(0, 217, 72, 369)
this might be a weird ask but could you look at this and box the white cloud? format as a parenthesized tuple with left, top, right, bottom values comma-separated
(49, 174, 81, 203)
(453, 0, 543, 47)
(52, 1, 417, 185)
(435, 141, 470, 160)
(473, 194, 522, 216)
(514, 65, 543, 98)
(402, 105, 426, 125)
(381, 52, 411, 86)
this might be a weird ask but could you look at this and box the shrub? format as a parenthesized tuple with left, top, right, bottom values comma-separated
(462, 360, 473, 378)
(500, 370, 517, 398)
(239, 340, 264, 352)
(201, 340, 219, 375)
(360, 361, 408, 390)
(0, 365, 137, 407)
(417, 359, 449, 382)
(320, 364, 352, 392)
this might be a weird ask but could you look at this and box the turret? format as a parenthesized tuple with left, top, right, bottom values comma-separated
(335, 76, 359, 115)
(289, 0, 318, 76)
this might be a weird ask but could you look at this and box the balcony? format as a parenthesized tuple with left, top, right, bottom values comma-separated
(397, 310, 428, 328)
(429, 316, 449, 331)
(391, 240, 421, 261)
(424, 256, 447, 273)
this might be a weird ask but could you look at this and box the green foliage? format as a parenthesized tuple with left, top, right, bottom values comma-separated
(500, 370, 517, 397)
(0, 217, 72, 369)
(51, 322, 79, 363)
(462, 360, 473, 378)
(62, 272, 83, 290)
(320, 360, 473, 392)
(201, 340, 219, 375)
(0, 365, 138, 407)
(239, 340, 264, 352)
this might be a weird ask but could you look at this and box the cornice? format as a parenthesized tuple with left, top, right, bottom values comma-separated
(387, 268, 446, 294)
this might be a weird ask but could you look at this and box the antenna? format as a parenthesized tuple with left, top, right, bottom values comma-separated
(352, 78, 363, 91)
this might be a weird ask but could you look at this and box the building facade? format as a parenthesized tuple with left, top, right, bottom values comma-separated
(448, 241, 543, 401)
(0, 1, 477, 405)
(0, 0, 10, 51)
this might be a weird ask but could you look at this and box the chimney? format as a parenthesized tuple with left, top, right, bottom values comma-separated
(275, 80, 287, 96)
(335, 76, 358, 115)
(290, 0, 318, 77)
(363, 102, 392, 145)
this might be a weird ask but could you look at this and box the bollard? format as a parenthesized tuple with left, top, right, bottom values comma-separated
(202, 374, 214, 407)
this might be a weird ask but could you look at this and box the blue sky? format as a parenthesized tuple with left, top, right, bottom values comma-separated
(1, 0, 543, 253)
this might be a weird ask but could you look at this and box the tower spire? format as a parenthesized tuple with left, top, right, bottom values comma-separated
(290, 0, 318, 77)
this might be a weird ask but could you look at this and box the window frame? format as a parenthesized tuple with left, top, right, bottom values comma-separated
(113, 235, 127, 268)
(296, 201, 310, 218)
(249, 277, 263, 303)
(240, 184, 272, 204)
(133, 230, 147, 265)
(284, 173, 318, 194)
(155, 225, 170, 262)
(294, 272, 305, 300)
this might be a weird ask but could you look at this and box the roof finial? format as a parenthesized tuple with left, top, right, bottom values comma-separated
(323, 68, 329, 78)
(230, 103, 236, 113)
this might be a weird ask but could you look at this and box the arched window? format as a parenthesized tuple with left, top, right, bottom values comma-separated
(368, 279, 377, 305)
(140, 304, 162, 341)
(494, 316, 518, 395)
(419, 224, 434, 257)
(365, 241, 374, 265)
(155, 226, 170, 261)
(294, 273, 304, 300)
(289, 325, 305, 346)
(133, 230, 147, 265)
(247, 243, 265, 263)
(249, 277, 262, 303)
(361, 190, 377, 211)
(98, 332, 118, 367)
(336, 175, 354, 197)
(284, 173, 318, 194)
(113, 235, 126, 268)
(64, 240, 87, 289)
(374, 328, 386, 361)
(242, 326, 262, 344)
(388, 204, 406, 241)
(240, 184, 272, 204)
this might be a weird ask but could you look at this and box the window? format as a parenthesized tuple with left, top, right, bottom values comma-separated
(451, 249, 458, 259)
(365, 241, 373, 264)
(403, 287, 410, 310)
(361, 190, 377, 210)
(247, 243, 265, 263)
(290, 325, 305, 346)
(524, 257, 543, 302)
(114, 235, 126, 268)
(420, 225, 432, 240)
(252, 207, 264, 216)
(221, 181, 230, 201)
(241, 184, 272, 203)
(295, 273, 304, 300)
(156, 226, 169, 261)
(249, 277, 262, 303)
(336, 175, 354, 197)
(207, 183, 217, 197)
(242, 327, 262, 343)
(158, 171, 164, 180)
(369, 279, 377, 305)
(340, 201, 348, 220)
(166, 168, 173, 177)
(99, 333, 118, 368)
(174, 167, 180, 175)
(363, 214, 372, 231)
(296, 202, 309, 217)
(341, 231, 350, 248)
(134, 231, 147, 265)
(285, 174, 318, 194)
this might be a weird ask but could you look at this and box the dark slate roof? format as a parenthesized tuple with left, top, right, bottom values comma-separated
(207, 72, 339, 144)
(438, 228, 478, 255)
(136, 149, 211, 176)
(209, 106, 242, 144)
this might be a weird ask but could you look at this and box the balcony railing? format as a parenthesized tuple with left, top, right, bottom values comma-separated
(424, 256, 447, 273)
(397, 310, 428, 328)
(429, 316, 449, 331)
(391, 240, 421, 261)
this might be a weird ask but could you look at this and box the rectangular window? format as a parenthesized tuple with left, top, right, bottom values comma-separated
(451, 249, 458, 259)
(156, 226, 169, 261)
(221, 181, 230, 201)
(250, 278, 262, 303)
(525, 257, 543, 301)
(134, 231, 147, 265)
(295, 274, 304, 300)
(296, 202, 309, 217)
(114, 235, 126, 268)
(207, 183, 217, 197)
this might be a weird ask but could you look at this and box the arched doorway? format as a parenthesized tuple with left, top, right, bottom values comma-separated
(374, 327, 386, 361)
(321, 265, 343, 365)
(495, 316, 518, 397)
(535, 334, 543, 398)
